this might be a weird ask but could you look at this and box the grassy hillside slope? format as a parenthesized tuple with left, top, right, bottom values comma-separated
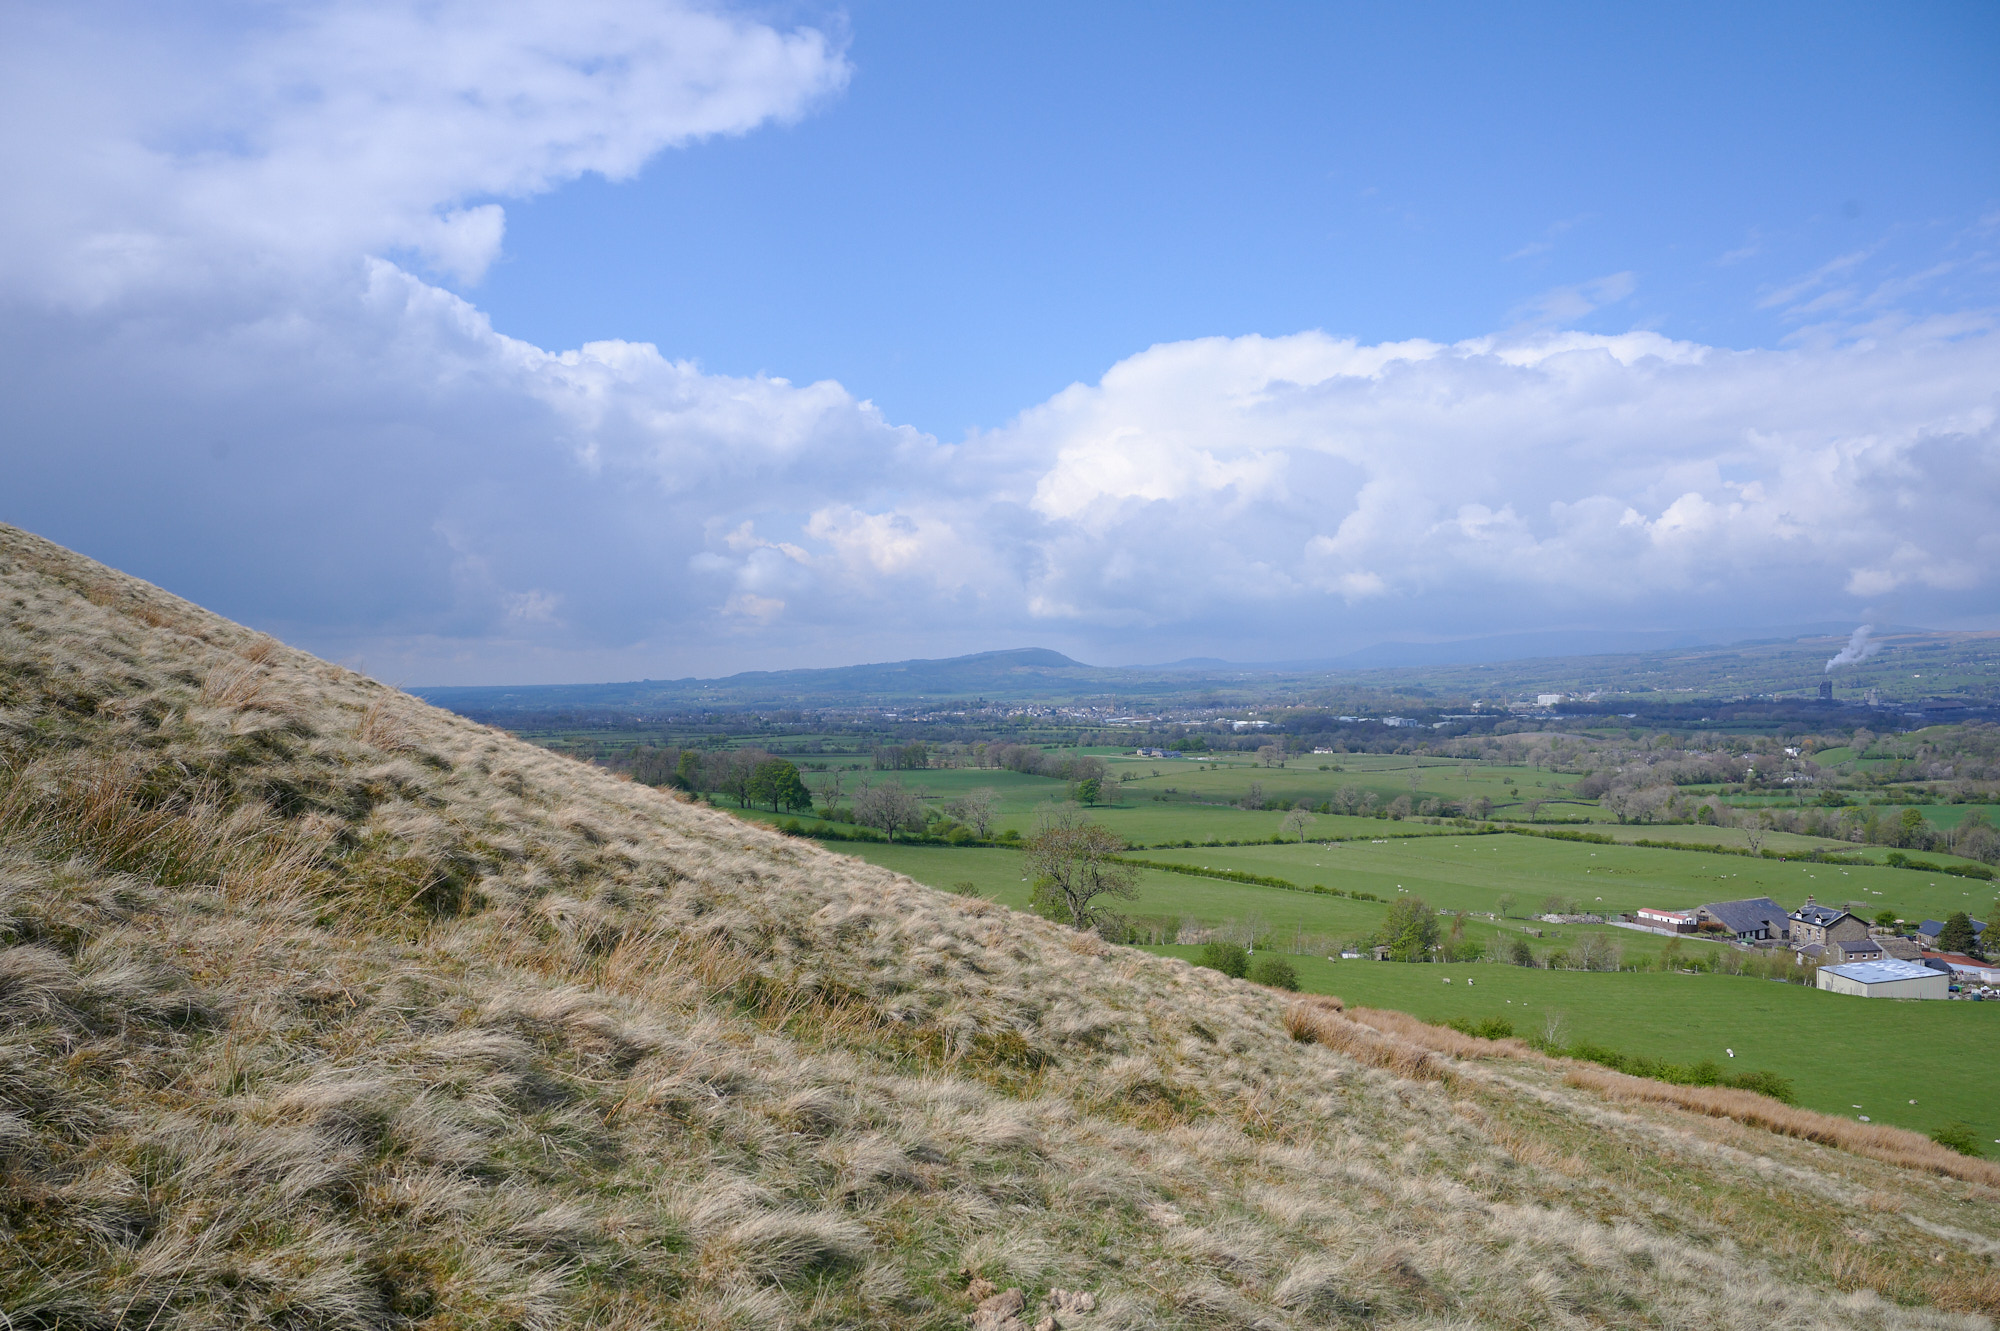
(2, 523, 1997, 1329)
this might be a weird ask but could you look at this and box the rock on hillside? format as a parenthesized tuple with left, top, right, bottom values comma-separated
(2, 522, 1997, 1329)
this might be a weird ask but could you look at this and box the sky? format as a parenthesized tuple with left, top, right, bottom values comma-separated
(2, 0, 1997, 684)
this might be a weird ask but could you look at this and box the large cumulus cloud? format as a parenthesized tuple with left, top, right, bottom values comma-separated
(1, 2, 1995, 681)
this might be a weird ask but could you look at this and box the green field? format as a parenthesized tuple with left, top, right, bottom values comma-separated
(1143, 947, 2000, 1148)
(810, 829, 2000, 1148)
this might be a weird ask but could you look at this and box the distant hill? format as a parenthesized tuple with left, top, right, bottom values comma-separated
(415, 624, 2000, 717)
(415, 646, 1110, 714)
(3, 520, 1996, 1327)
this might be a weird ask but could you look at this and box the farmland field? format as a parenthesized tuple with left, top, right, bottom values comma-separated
(1143, 947, 2000, 1148)
(813, 831, 2000, 1147)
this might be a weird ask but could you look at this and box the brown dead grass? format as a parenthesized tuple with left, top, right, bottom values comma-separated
(1345, 1004, 1540, 1060)
(1563, 1065, 2000, 1187)
(1284, 999, 1442, 1081)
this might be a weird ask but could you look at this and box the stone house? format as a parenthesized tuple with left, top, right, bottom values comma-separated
(1788, 900, 1869, 951)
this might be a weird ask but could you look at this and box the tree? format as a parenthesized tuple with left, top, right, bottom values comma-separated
(1382, 895, 1439, 962)
(1496, 893, 1516, 918)
(815, 769, 845, 817)
(710, 750, 764, 807)
(853, 781, 925, 840)
(674, 749, 704, 794)
(1508, 935, 1535, 966)
(1280, 808, 1316, 842)
(947, 787, 999, 839)
(1936, 911, 1983, 959)
(1247, 955, 1299, 990)
(1873, 909, 1900, 931)
(1197, 940, 1249, 978)
(1073, 776, 1103, 805)
(1239, 781, 1265, 811)
(1257, 744, 1285, 769)
(1024, 804, 1139, 930)
(747, 758, 812, 813)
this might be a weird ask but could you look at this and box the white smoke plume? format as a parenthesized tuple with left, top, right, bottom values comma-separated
(1825, 625, 1880, 673)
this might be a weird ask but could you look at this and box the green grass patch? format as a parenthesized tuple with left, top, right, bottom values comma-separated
(1148, 947, 2000, 1147)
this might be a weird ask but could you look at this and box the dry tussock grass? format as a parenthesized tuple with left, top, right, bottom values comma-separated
(1337, 997, 2000, 1192)
(4, 520, 1999, 1328)
(1563, 1065, 2000, 1188)
(1345, 1003, 1539, 1060)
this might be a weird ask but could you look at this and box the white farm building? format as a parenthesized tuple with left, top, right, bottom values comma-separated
(1816, 958, 1949, 1000)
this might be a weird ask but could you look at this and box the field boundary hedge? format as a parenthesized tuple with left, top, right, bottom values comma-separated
(1507, 825, 1994, 878)
(1112, 856, 1383, 902)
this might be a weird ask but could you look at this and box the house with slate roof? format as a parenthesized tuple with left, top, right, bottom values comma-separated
(1914, 918, 1985, 949)
(1795, 937, 1882, 966)
(1697, 896, 1788, 943)
(1788, 899, 1868, 950)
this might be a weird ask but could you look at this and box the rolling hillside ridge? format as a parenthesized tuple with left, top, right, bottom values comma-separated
(3, 520, 1997, 1329)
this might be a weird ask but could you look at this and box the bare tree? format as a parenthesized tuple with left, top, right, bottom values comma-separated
(947, 786, 1000, 839)
(1024, 804, 1138, 930)
(853, 780, 925, 841)
(1281, 808, 1316, 841)
(1257, 744, 1285, 769)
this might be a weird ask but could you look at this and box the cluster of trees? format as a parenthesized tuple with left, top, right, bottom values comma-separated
(809, 772, 1004, 843)
(871, 742, 932, 771)
(623, 745, 812, 812)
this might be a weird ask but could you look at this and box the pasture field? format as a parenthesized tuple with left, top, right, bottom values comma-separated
(794, 763, 1478, 845)
(817, 824, 1997, 943)
(1142, 947, 2000, 1149)
(818, 838, 1749, 969)
(1138, 836, 2000, 930)
(809, 833, 2000, 1149)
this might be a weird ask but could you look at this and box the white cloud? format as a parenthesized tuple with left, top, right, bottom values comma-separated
(0, 0, 848, 299)
(983, 326, 2000, 645)
(3, 3, 1998, 681)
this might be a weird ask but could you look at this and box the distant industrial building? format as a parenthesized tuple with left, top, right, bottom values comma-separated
(1816, 958, 1949, 999)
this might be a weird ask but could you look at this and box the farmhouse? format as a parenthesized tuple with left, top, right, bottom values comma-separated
(1795, 938, 1882, 965)
(1635, 907, 1696, 932)
(1914, 918, 1986, 949)
(1788, 900, 1868, 949)
(1697, 897, 1789, 943)
(1816, 958, 1950, 999)
(1874, 934, 1924, 961)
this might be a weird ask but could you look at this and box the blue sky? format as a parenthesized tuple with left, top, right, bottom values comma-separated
(1, 1, 1996, 683)
(478, 1, 2000, 435)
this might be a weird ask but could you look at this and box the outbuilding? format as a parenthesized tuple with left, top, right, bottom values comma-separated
(1816, 958, 1950, 1000)
(1636, 908, 1696, 933)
